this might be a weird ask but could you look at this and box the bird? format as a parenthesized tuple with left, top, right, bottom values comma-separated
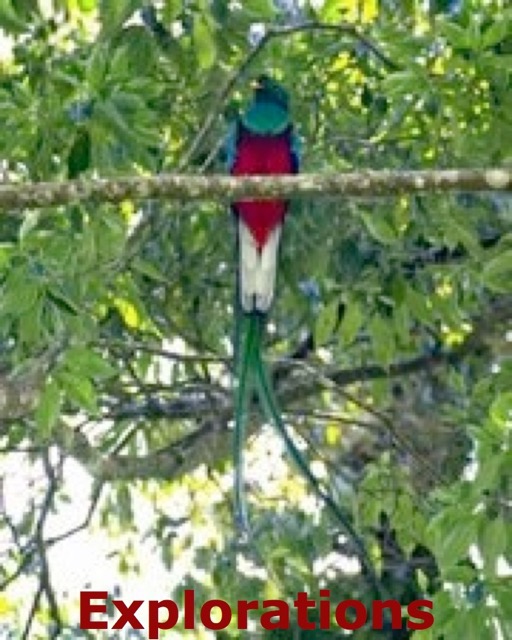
(225, 76, 381, 599)
(225, 74, 299, 529)
(227, 74, 300, 313)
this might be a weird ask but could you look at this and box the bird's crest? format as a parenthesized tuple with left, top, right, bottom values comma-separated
(241, 75, 291, 135)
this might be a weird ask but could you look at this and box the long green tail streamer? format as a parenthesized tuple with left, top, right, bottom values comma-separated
(233, 312, 382, 597)
(234, 314, 380, 597)
(252, 331, 382, 598)
(233, 312, 259, 532)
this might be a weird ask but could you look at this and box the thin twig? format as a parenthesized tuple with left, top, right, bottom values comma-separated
(282, 358, 446, 486)
(286, 408, 379, 431)
(99, 338, 229, 365)
(18, 451, 62, 639)
(46, 481, 103, 546)
(20, 582, 43, 640)
(179, 21, 397, 170)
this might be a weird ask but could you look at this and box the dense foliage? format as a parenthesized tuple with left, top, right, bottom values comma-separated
(0, 0, 510, 638)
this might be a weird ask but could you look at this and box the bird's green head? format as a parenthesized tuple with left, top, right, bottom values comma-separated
(242, 75, 291, 135)
(252, 74, 289, 110)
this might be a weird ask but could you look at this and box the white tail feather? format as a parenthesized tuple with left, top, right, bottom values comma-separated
(238, 223, 281, 313)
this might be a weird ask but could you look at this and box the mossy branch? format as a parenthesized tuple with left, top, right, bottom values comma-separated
(0, 168, 510, 211)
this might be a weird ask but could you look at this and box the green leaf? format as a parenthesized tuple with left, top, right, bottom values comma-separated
(443, 216, 481, 256)
(381, 70, 424, 96)
(319, 0, 343, 22)
(0, 277, 39, 316)
(479, 518, 508, 574)
(494, 359, 512, 393)
(58, 370, 98, 414)
(132, 258, 168, 283)
(86, 44, 109, 90)
(369, 314, 395, 365)
(482, 249, 512, 292)
(489, 391, 512, 429)
(35, 380, 62, 436)
(482, 18, 510, 49)
(429, 509, 478, 569)
(314, 299, 339, 346)
(361, 212, 397, 244)
(441, 21, 472, 49)
(0, 0, 27, 33)
(111, 26, 157, 76)
(99, 0, 139, 38)
(339, 298, 363, 346)
(96, 99, 134, 142)
(78, 0, 97, 11)
(430, 590, 456, 633)
(406, 284, 433, 325)
(492, 581, 512, 625)
(18, 298, 43, 345)
(441, 564, 477, 584)
(474, 450, 505, 493)
(392, 304, 410, 344)
(47, 287, 81, 315)
(194, 17, 216, 69)
(110, 91, 147, 117)
(211, 0, 229, 24)
(242, 0, 276, 18)
(460, 607, 493, 640)
(18, 210, 41, 240)
(440, 525, 477, 567)
(64, 345, 117, 380)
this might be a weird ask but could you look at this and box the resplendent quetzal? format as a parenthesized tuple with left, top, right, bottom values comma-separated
(226, 76, 380, 596)
(226, 74, 299, 529)
(228, 74, 299, 313)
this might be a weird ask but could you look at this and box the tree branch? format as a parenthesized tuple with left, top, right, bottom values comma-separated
(0, 479, 103, 593)
(52, 296, 511, 482)
(0, 169, 509, 212)
(15, 451, 63, 639)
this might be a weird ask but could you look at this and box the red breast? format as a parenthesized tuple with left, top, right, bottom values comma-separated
(231, 129, 295, 250)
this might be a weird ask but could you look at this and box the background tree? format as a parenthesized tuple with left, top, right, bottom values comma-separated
(0, 0, 510, 638)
